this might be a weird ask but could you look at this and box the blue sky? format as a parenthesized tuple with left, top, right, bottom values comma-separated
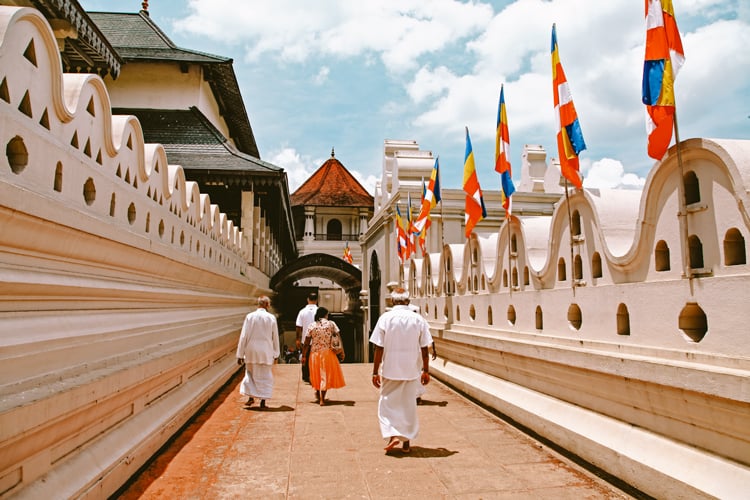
(80, 1, 749, 195)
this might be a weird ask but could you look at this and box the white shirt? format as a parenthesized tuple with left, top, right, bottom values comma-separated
(236, 307, 280, 364)
(296, 303, 318, 343)
(370, 305, 433, 380)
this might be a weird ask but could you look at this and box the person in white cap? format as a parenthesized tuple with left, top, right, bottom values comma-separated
(370, 287, 433, 453)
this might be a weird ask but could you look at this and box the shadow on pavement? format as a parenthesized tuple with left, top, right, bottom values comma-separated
(417, 399, 448, 407)
(387, 446, 458, 458)
(244, 405, 294, 412)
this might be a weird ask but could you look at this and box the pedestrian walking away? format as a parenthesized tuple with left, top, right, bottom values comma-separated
(295, 292, 318, 383)
(301, 307, 346, 406)
(370, 287, 432, 453)
(236, 295, 280, 408)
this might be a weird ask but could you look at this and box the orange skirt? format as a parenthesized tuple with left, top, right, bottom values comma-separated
(309, 349, 346, 391)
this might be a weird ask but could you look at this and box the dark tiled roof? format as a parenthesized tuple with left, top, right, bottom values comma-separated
(87, 12, 228, 63)
(291, 152, 374, 208)
(115, 107, 279, 175)
(23, 0, 122, 77)
(89, 11, 259, 158)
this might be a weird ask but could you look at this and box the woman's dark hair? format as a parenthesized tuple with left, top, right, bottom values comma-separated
(314, 307, 329, 322)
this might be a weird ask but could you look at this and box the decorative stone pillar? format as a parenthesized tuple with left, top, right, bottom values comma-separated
(304, 206, 315, 242)
(358, 207, 369, 236)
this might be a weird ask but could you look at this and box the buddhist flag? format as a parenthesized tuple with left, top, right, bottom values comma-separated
(395, 204, 409, 262)
(343, 241, 353, 264)
(413, 157, 441, 233)
(642, 0, 685, 160)
(407, 191, 417, 255)
(551, 24, 586, 189)
(417, 179, 431, 256)
(463, 127, 487, 238)
(495, 84, 515, 216)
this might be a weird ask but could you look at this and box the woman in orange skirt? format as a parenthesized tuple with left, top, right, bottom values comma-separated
(301, 307, 345, 405)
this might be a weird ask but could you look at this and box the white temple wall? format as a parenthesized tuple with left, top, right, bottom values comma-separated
(0, 8, 272, 498)
(368, 132, 750, 497)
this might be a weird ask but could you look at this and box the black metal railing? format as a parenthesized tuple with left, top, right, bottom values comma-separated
(312, 233, 359, 241)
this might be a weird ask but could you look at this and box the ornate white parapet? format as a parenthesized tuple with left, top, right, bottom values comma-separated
(0, 7, 265, 498)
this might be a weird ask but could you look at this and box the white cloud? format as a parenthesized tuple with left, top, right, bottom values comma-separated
(350, 170, 378, 196)
(314, 66, 330, 85)
(582, 158, 645, 190)
(266, 147, 319, 193)
(174, 0, 492, 71)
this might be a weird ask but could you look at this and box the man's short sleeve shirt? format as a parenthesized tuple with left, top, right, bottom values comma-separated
(296, 304, 318, 343)
(369, 305, 433, 380)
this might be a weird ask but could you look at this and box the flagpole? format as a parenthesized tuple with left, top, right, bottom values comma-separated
(506, 213, 512, 296)
(437, 157, 448, 296)
(672, 110, 692, 281)
(563, 178, 576, 296)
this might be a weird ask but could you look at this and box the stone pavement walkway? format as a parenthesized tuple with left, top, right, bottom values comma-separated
(117, 363, 635, 499)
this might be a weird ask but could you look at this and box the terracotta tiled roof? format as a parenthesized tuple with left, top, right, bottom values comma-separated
(291, 151, 374, 208)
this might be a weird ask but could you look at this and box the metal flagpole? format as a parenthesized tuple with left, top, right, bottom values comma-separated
(563, 178, 575, 296)
(672, 110, 691, 281)
(505, 216, 513, 296)
(437, 157, 448, 296)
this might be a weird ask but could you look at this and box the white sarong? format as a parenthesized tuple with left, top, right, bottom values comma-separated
(378, 378, 419, 441)
(240, 363, 274, 399)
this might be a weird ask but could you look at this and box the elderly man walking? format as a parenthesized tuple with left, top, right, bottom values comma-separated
(236, 295, 280, 408)
(370, 288, 432, 453)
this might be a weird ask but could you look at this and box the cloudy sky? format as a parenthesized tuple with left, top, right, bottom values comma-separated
(80, 1, 749, 195)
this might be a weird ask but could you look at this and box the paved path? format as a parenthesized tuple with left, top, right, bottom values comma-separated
(118, 363, 634, 499)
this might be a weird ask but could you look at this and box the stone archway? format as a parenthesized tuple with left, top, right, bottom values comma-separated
(270, 253, 363, 361)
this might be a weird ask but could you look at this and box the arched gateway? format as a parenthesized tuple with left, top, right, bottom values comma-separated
(270, 253, 364, 361)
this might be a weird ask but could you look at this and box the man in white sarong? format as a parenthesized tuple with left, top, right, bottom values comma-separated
(236, 295, 280, 408)
(370, 288, 432, 453)
(295, 292, 318, 383)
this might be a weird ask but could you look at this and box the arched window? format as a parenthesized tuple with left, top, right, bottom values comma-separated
(617, 303, 630, 335)
(503, 269, 508, 287)
(512, 267, 518, 287)
(724, 228, 746, 266)
(592, 252, 602, 279)
(511, 233, 518, 253)
(326, 219, 342, 240)
(655, 240, 670, 271)
(487, 306, 493, 325)
(571, 210, 581, 236)
(574, 255, 583, 280)
(684, 171, 700, 205)
(557, 257, 567, 281)
(523, 266, 530, 286)
(535, 306, 543, 330)
(507, 305, 516, 325)
(688, 235, 704, 269)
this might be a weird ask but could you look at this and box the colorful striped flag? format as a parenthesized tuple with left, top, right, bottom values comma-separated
(642, 0, 685, 160)
(495, 84, 516, 216)
(417, 179, 431, 256)
(342, 241, 353, 264)
(395, 203, 409, 262)
(412, 157, 441, 233)
(406, 191, 417, 256)
(551, 24, 586, 189)
(463, 127, 487, 238)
